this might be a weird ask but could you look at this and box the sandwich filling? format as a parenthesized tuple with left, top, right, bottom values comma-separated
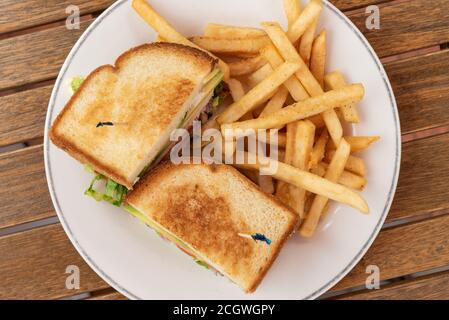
(80, 68, 225, 206)
(123, 204, 226, 276)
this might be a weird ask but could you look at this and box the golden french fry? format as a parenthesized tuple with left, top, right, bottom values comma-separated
(217, 61, 300, 124)
(275, 122, 296, 206)
(205, 23, 266, 38)
(222, 84, 364, 133)
(343, 136, 380, 153)
(309, 129, 329, 169)
(325, 150, 366, 176)
(261, 22, 342, 145)
(299, 19, 317, 66)
(235, 152, 369, 213)
(338, 169, 367, 190)
(284, 0, 302, 29)
(228, 55, 266, 77)
(227, 78, 246, 101)
(260, 44, 309, 101)
(317, 162, 367, 190)
(287, 0, 323, 43)
(307, 114, 325, 128)
(300, 138, 351, 237)
(190, 36, 270, 54)
(259, 86, 289, 117)
(247, 63, 273, 88)
(132, 0, 230, 79)
(256, 131, 286, 147)
(289, 120, 315, 218)
(325, 71, 361, 123)
(310, 30, 326, 87)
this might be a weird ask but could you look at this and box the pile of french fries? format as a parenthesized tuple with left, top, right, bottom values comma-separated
(132, 0, 380, 237)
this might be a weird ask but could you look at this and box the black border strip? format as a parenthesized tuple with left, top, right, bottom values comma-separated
(43, 0, 401, 300)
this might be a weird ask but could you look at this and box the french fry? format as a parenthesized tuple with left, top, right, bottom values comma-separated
(324, 71, 361, 123)
(260, 44, 309, 101)
(228, 55, 266, 77)
(227, 78, 246, 102)
(261, 22, 342, 145)
(300, 139, 351, 237)
(259, 86, 289, 117)
(247, 64, 273, 88)
(190, 36, 270, 54)
(132, 0, 230, 79)
(275, 122, 296, 205)
(325, 150, 366, 176)
(343, 136, 380, 153)
(299, 19, 317, 66)
(287, 0, 323, 43)
(289, 120, 316, 218)
(338, 169, 367, 190)
(310, 30, 326, 87)
(284, 0, 302, 30)
(235, 152, 369, 213)
(217, 62, 300, 124)
(307, 114, 325, 128)
(309, 129, 329, 169)
(257, 131, 287, 147)
(316, 162, 367, 190)
(222, 84, 364, 133)
(205, 23, 266, 38)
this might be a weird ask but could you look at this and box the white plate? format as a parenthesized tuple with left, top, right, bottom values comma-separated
(44, 0, 401, 299)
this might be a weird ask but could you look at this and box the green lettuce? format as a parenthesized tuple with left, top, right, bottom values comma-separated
(84, 174, 127, 207)
(70, 76, 84, 93)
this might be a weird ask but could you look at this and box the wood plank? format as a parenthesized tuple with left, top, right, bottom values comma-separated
(0, 145, 54, 229)
(1, 132, 448, 229)
(0, 85, 52, 147)
(335, 271, 449, 300)
(0, 19, 92, 91)
(330, 0, 386, 11)
(0, 0, 113, 34)
(348, 0, 449, 58)
(388, 133, 449, 223)
(331, 213, 449, 292)
(0, 223, 109, 299)
(385, 49, 449, 134)
(88, 291, 127, 300)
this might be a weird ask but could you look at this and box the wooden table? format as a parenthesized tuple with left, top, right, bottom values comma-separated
(1, 0, 448, 300)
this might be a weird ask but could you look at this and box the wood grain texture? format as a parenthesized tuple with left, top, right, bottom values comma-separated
(88, 291, 127, 300)
(0, 0, 113, 34)
(0, 145, 54, 229)
(0, 223, 109, 299)
(348, 0, 449, 58)
(335, 271, 449, 300)
(0, 85, 52, 147)
(331, 213, 449, 292)
(330, 0, 386, 11)
(0, 19, 92, 91)
(385, 49, 449, 134)
(388, 133, 449, 223)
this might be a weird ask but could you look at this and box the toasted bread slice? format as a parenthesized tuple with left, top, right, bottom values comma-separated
(50, 43, 216, 188)
(125, 162, 298, 293)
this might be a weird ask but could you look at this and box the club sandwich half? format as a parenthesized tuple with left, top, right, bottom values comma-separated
(125, 162, 298, 293)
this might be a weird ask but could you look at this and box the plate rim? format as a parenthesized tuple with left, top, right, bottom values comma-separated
(43, 0, 401, 300)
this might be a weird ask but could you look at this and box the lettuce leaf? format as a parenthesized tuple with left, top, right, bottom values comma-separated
(84, 174, 127, 207)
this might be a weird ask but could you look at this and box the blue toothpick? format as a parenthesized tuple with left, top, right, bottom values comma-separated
(238, 233, 272, 245)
